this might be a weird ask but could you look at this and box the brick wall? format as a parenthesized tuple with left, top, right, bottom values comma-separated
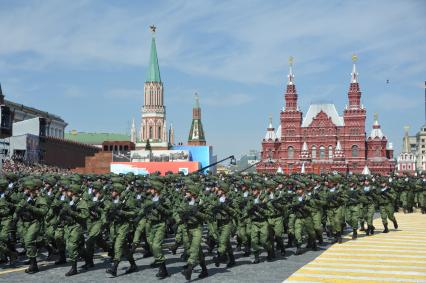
(39, 136, 100, 169)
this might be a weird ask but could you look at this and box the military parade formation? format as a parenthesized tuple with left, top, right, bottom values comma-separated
(0, 172, 425, 281)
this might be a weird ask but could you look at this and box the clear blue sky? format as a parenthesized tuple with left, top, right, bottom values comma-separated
(0, 0, 425, 159)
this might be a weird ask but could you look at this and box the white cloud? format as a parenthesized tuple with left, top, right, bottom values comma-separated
(0, 0, 424, 86)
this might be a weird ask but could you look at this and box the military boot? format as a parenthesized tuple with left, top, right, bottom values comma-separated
(276, 237, 286, 256)
(392, 219, 398, 229)
(359, 222, 365, 231)
(370, 225, 375, 235)
(199, 257, 208, 279)
(352, 228, 358, 240)
(156, 262, 169, 279)
(266, 250, 275, 262)
(243, 244, 251, 257)
(286, 234, 294, 248)
(227, 250, 236, 267)
(316, 231, 324, 245)
(54, 250, 67, 265)
(181, 263, 193, 281)
(383, 223, 389, 233)
(332, 233, 338, 243)
(65, 261, 78, 276)
(336, 232, 343, 244)
(106, 260, 119, 277)
(125, 258, 138, 274)
(311, 239, 319, 251)
(24, 257, 39, 274)
(213, 252, 224, 267)
(326, 226, 332, 238)
(295, 244, 303, 255)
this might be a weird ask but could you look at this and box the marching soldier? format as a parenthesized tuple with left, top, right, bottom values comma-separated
(16, 180, 48, 274)
(105, 183, 138, 277)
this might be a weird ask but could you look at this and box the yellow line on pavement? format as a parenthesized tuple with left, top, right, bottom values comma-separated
(285, 275, 413, 283)
(313, 259, 426, 267)
(285, 212, 426, 283)
(0, 267, 28, 275)
(326, 248, 426, 255)
(306, 262, 426, 272)
(294, 269, 426, 280)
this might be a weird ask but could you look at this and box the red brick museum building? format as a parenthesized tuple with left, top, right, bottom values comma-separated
(257, 58, 395, 175)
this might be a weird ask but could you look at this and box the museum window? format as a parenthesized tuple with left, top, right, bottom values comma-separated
(328, 146, 333, 159)
(312, 146, 317, 159)
(158, 126, 161, 139)
(288, 146, 294, 159)
(352, 145, 359, 157)
(319, 146, 326, 159)
(149, 126, 153, 139)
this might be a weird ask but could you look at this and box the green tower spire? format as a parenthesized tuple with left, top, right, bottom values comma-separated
(146, 26, 161, 83)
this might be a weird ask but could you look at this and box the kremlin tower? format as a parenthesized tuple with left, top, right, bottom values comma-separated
(138, 26, 171, 150)
(188, 93, 206, 146)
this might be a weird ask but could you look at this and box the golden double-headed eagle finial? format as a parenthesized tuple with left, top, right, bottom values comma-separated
(352, 54, 358, 62)
(288, 56, 294, 66)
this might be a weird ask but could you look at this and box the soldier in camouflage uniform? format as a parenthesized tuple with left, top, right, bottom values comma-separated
(0, 178, 18, 266)
(15, 180, 48, 274)
(144, 181, 171, 279)
(249, 184, 273, 263)
(212, 183, 236, 267)
(376, 178, 398, 233)
(105, 183, 138, 277)
(179, 186, 209, 280)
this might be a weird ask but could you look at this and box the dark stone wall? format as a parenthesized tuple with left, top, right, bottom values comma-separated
(39, 136, 100, 169)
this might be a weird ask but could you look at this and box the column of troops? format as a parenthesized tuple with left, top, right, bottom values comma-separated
(0, 172, 425, 280)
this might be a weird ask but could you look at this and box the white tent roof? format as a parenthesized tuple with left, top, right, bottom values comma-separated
(264, 119, 277, 140)
(370, 118, 385, 139)
(302, 104, 344, 127)
(275, 125, 281, 138)
(362, 165, 371, 175)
